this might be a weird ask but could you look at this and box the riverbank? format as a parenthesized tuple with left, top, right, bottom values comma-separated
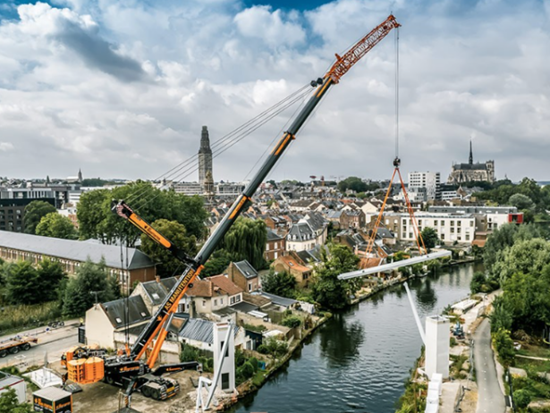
(224, 262, 480, 413)
(396, 287, 498, 413)
(227, 268, 436, 410)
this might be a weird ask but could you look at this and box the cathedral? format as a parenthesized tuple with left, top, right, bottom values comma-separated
(447, 141, 495, 184)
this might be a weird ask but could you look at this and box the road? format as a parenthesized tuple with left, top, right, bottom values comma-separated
(0, 323, 79, 369)
(473, 318, 506, 413)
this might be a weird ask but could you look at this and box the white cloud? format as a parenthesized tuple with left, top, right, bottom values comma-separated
(0, 0, 548, 182)
(234, 5, 306, 48)
(0, 142, 14, 152)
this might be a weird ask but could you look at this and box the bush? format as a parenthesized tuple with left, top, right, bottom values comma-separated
(0, 301, 62, 334)
(180, 344, 199, 363)
(513, 389, 532, 409)
(257, 345, 268, 354)
(239, 361, 255, 379)
(281, 316, 301, 328)
(248, 357, 258, 372)
(492, 329, 515, 367)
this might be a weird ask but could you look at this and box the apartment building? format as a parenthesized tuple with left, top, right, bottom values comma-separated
(408, 172, 441, 201)
(384, 212, 476, 245)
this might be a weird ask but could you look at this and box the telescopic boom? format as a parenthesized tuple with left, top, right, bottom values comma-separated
(116, 14, 401, 363)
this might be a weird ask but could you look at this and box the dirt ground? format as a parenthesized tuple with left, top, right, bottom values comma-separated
(49, 361, 213, 413)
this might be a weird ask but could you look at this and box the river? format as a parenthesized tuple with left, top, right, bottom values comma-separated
(228, 263, 482, 413)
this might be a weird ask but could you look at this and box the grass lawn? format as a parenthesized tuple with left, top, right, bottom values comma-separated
(516, 344, 550, 359)
(514, 357, 550, 374)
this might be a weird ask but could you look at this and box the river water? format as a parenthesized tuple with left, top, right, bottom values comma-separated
(228, 263, 481, 413)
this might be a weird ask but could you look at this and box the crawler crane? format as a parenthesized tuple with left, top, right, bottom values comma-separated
(63, 14, 401, 406)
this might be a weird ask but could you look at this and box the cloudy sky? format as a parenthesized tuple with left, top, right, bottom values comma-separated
(0, 0, 548, 183)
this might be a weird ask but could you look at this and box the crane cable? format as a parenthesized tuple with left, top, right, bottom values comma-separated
(125, 84, 313, 210)
(364, 27, 427, 257)
(129, 86, 314, 212)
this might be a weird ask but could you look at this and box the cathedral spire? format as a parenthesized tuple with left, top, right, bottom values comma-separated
(198, 126, 213, 187)
(469, 140, 473, 165)
(199, 126, 212, 154)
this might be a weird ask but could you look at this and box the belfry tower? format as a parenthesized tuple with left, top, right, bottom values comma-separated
(198, 126, 213, 187)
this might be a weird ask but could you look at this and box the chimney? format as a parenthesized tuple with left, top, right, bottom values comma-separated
(155, 275, 160, 283)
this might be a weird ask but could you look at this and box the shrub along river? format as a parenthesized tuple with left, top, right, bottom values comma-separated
(228, 263, 482, 413)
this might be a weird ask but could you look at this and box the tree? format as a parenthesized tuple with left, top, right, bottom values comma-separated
(202, 249, 233, 277)
(262, 269, 297, 298)
(513, 389, 532, 409)
(4, 261, 41, 305)
(62, 258, 117, 316)
(37, 258, 67, 302)
(493, 238, 550, 284)
(508, 193, 534, 210)
(77, 182, 208, 246)
(311, 244, 360, 310)
(489, 297, 513, 333)
(498, 265, 550, 331)
(470, 271, 486, 294)
(36, 212, 78, 239)
(483, 223, 542, 278)
(140, 219, 197, 277)
(418, 227, 439, 250)
(337, 177, 367, 193)
(221, 218, 267, 270)
(23, 200, 56, 234)
(492, 328, 515, 367)
(0, 389, 33, 413)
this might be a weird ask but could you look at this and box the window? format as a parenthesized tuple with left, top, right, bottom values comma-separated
(457, 236, 461, 241)
(457, 221, 461, 227)
(274, 252, 278, 259)
(202, 300, 206, 307)
(214, 299, 218, 306)
(466, 234, 470, 241)
(221, 373, 230, 390)
(266, 244, 269, 251)
(441, 234, 445, 240)
(470, 221, 474, 227)
(434, 220, 438, 226)
(450, 220, 455, 226)
(457, 227, 461, 234)
(450, 228, 455, 233)
(274, 242, 278, 249)
(418, 220, 422, 225)
(441, 221, 445, 226)
(248, 282, 252, 292)
(409, 233, 413, 239)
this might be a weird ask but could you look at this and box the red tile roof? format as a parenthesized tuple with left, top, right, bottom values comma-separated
(209, 275, 243, 296)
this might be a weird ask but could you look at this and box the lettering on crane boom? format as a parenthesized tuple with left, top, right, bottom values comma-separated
(163, 269, 196, 311)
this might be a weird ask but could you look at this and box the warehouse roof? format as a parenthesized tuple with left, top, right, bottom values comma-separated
(0, 231, 154, 270)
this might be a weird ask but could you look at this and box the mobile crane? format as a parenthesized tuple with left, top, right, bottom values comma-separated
(64, 14, 400, 406)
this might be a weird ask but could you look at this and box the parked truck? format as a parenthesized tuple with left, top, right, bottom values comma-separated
(0, 336, 38, 358)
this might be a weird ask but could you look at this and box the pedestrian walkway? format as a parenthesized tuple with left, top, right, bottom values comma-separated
(474, 318, 506, 413)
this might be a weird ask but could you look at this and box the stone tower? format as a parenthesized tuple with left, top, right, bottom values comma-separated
(469, 141, 473, 165)
(78, 168, 83, 182)
(198, 126, 213, 187)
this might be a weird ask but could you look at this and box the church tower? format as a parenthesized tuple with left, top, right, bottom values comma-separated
(469, 141, 473, 165)
(78, 168, 83, 182)
(198, 126, 213, 187)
